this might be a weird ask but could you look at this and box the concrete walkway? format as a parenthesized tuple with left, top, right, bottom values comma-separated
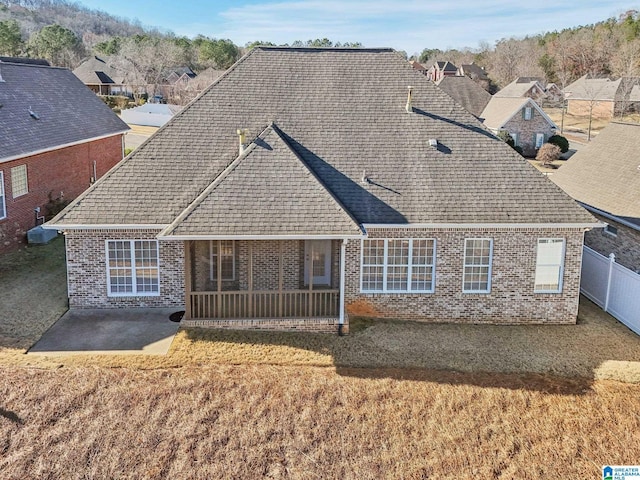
(28, 308, 181, 356)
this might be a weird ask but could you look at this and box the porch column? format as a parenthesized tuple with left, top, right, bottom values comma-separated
(339, 239, 347, 325)
(308, 242, 314, 317)
(184, 240, 192, 319)
(279, 241, 284, 317)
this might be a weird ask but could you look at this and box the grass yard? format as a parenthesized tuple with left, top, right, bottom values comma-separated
(544, 107, 640, 138)
(2, 236, 640, 478)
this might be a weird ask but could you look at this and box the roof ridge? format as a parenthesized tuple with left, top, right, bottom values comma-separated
(255, 46, 394, 52)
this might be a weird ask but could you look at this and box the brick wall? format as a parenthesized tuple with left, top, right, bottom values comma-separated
(65, 229, 184, 309)
(343, 227, 585, 324)
(502, 106, 556, 157)
(585, 214, 640, 272)
(0, 135, 124, 253)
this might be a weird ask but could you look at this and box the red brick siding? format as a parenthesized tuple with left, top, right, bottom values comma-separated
(0, 135, 124, 252)
(344, 227, 585, 324)
(501, 107, 556, 157)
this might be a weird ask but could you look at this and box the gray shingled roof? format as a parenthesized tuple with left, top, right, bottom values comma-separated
(458, 64, 488, 81)
(0, 62, 129, 162)
(50, 47, 594, 228)
(435, 75, 491, 117)
(161, 124, 362, 237)
(480, 97, 557, 130)
(494, 78, 545, 98)
(564, 75, 621, 101)
(551, 122, 640, 227)
(72, 56, 126, 85)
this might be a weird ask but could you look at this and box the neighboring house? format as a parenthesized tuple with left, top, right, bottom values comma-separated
(564, 75, 640, 118)
(0, 56, 50, 66)
(551, 122, 640, 272)
(427, 61, 458, 82)
(457, 63, 489, 83)
(481, 97, 557, 157)
(494, 77, 547, 101)
(435, 75, 491, 118)
(120, 103, 183, 127)
(188, 67, 226, 92)
(0, 59, 129, 252)
(45, 47, 598, 334)
(409, 60, 427, 75)
(73, 55, 130, 96)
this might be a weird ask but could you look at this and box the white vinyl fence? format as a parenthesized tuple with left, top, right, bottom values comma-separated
(581, 246, 640, 335)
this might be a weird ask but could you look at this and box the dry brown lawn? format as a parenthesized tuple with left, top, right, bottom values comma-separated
(545, 107, 640, 137)
(1, 365, 639, 479)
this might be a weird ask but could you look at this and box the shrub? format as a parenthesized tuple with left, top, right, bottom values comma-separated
(124, 148, 133, 156)
(514, 146, 524, 156)
(548, 134, 569, 153)
(536, 143, 562, 166)
(496, 130, 515, 148)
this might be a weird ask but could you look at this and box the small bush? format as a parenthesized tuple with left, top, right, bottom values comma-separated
(548, 134, 569, 153)
(514, 146, 524, 156)
(496, 130, 515, 148)
(536, 143, 562, 166)
(124, 148, 133, 156)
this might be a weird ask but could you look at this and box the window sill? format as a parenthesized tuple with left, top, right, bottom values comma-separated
(107, 292, 160, 298)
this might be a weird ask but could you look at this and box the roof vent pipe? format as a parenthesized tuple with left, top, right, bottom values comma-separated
(405, 86, 413, 113)
(237, 129, 248, 155)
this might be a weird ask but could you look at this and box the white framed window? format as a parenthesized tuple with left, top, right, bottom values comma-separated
(0, 172, 6, 220)
(604, 224, 618, 237)
(210, 240, 235, 281)
(11, 165, 28, 198)
(106, 240, 160, 296)
(361, 238, 435, 293)
(535, 133, 545, 148)
(463, 238, 493, 293)
(510, 132, 518, 146)
(534, 238, 565, 293)
(524, 106, 533, 120)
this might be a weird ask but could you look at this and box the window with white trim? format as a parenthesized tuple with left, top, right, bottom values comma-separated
(604, 224, 618, 237)
(11, 165, 28, 198)
(463, 238, 493, 293)
(534, 238, 565, 293)
(106, 240, 159, 296)
(361, 239, 435, 293)
(0, 172, 6, 220)
(510, 132, 518, 146)
(524, 106, 533, 120)
(210, 240, 235, 281)
(535, 133, 545, 148)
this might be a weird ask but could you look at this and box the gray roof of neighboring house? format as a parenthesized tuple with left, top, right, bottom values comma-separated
(0, 56, 50, 66)
(49, 47, 594, 229)
(564, 75, 622, 101)
(494, 78, 545, 98)
(434, 61, 457, 72)
(161, 124, 362, 237)
(72, 55, 127, 85)
(0, 62, 129, 162)
(480, 97, 557, 130)
(435, 75, 491, 117)
(550, 122, 640, 227)
(458, 64, 488, 81)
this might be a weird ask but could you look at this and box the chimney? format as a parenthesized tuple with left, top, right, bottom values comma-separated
(405, 86, 413, 113)
(236, 129, 248, 154)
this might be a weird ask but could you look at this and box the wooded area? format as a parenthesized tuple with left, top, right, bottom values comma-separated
(2, 0, 640, 90)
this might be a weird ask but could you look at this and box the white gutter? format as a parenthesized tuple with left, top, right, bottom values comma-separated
(0, 130, 130, 164)
(42, 223, 167, 231)
(156, 234, 364, 241)
(362, 222, 603, 230)
(580, 204, 639, 232)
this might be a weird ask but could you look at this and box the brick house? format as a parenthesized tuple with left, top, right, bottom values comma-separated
(564, 75, 640, 119)
(45, 47, 599, 333)
(551, 122, 640, 273)
(427, 61, 458, 82)
(480, 97, 557, 157)
(0, 58, 129, 252)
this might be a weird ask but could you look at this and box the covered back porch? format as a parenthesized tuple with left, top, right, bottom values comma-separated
(182, 238, 348, 332)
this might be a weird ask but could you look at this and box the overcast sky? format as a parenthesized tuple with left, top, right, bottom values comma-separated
(77, 0, 638, 55)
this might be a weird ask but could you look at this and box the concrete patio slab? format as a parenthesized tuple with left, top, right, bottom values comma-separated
(28, 308, 181, 356)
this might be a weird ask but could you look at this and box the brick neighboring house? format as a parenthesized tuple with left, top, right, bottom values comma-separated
(457, 63, 489, 83)
(427, 61, 458, 82)
(495, 77, 547, 101)
(564, 75, 640, 119)
(73, 55, 130, 96)
(480, 97, 557, 157)
(551, 122, 640, 273)
(45, 47, 599, 333)
(0, 58, 129, 252)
